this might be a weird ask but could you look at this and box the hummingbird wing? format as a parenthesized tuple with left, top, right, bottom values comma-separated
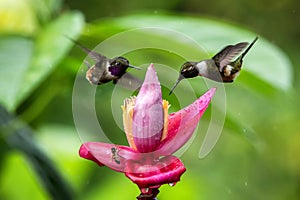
(114, 72, 142, 91)
(86, 49, 108, 64)
(212, 42, 249, 71)
(66, 36, 108, 63)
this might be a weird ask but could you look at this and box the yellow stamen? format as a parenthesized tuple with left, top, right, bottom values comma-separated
(122, 97, 137, 150)
(161, 100, 169, 141)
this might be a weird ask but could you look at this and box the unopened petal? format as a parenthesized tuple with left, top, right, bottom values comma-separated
(132, 64, 164, 153)
(156, 88, 216, 156)
(125, 155, 186, 189)
(79, 142, 142, 172)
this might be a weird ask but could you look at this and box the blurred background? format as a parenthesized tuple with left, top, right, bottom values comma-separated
(1, 0, 300, 199)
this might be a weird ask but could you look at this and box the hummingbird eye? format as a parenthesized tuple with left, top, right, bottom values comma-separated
(181, 62, 193, 72)
(112, 57, 129, 67)
(180, 62, 198, 78)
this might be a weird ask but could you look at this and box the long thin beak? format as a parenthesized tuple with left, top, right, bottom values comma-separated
(169, 76, 184, 95)
(128, 64, 142, 70)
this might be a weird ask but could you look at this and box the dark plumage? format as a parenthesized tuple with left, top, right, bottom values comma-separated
(66, 37, 141, 85)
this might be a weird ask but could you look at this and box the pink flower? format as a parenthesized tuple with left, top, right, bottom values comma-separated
(79, 64, 216, 197)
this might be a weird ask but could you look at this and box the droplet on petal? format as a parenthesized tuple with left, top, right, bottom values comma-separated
(168, 182, 177, 187)
(141, 188, 150, 193)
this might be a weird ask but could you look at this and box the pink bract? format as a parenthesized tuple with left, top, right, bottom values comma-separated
(79, 64, 216, 190)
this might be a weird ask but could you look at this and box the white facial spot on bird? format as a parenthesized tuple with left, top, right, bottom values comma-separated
(224, 65, 234, 77)
(195, 61, 208, 76)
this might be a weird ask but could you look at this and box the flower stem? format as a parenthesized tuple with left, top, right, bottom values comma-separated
(136, 188, 159, 200)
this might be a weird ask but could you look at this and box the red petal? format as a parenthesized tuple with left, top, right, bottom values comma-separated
(79, 142, 141, 172)
(125, 155, 186, 188)
(79, 143, 105, 167)
(156, 88, 216, 156)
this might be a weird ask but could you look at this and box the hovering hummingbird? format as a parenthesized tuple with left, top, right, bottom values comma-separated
(169, 37, 258, 95)
(67, 37, 141, 86)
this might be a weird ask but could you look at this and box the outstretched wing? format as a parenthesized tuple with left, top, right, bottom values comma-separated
(212, 42, 249, 71)
(66, 36, 108, 63)
(85, 48, 108, 64)
(114, 72, 142, 91)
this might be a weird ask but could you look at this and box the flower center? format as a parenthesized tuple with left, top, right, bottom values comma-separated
(122, 97, 169, 151)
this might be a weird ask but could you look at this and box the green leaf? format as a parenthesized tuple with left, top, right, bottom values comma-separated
(0, 105, 73, 199)
(1, 153, 48, 200)
(88, 13, 292, 91)
(0, 36, 33, 111)
(14, 11, 84, 109)
(30, 0, 63, 23)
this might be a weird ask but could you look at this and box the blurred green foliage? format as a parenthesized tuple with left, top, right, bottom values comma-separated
(1, 0, 300, 200)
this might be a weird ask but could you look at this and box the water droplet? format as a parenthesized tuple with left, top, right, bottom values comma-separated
(245, 181, 248, 186)
(168, 182, 177, 187)
(141, 188, 149, 193)
(153, 157, 160, 162)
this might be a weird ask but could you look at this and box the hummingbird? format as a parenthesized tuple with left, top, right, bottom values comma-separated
(67, 36, 141, 86)
(169, 37, 258, 94)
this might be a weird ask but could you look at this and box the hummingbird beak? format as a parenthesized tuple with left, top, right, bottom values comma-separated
(128, 64, 142, 70)
(169, 75, 184, 95)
